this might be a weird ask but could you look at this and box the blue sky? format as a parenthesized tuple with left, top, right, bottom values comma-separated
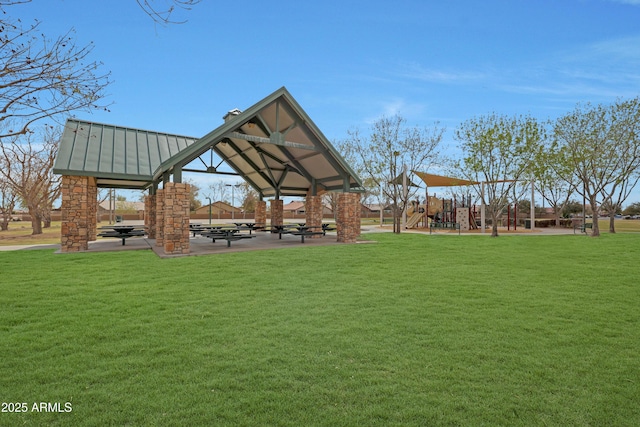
(11, 0, 640, 204)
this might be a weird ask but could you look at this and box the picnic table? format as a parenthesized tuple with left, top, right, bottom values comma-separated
(269, 224, 294, 239)
(321, 223, 336, 235)
(573, 221, 593, 234)
(233, 222, 262, 234)
(289, 225, 324, 243)
(97, 225, 146, 245)
(190, 225, 223, 237)
(200, 227, 256, 247)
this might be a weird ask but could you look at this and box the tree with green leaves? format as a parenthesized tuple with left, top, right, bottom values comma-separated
(454, 113, 544, 237)
(338, 115, 443, 233)
(532, 137, 579, 227)
(622, 202, 640, 216)
(554, 98, 640, 236)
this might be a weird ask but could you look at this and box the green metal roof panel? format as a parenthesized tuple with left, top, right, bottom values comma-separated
(54, 88, 363, 195)
(53, 119, 198, 188)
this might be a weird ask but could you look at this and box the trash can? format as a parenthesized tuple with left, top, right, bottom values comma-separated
(115, 215, 123, 223)
(525, 219, 531, 229)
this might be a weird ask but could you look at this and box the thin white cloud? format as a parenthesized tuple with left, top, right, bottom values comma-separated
(361, 98, 430, 126)
(492, 34, 640, 101)
(394, 61, 486, 84)
(608, 0, 640, 5)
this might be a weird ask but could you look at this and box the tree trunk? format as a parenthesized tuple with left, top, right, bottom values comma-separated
(31, 215, 43, 235)
(609, 214, 616, 234)
(589, 197, 600, 237)
(28, 205, 43, 235)
(491, 212, 499, 237)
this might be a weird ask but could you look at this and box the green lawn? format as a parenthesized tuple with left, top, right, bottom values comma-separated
(1, 233, 639, 426)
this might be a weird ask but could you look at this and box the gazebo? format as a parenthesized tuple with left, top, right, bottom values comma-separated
(53, 87, 364, 254)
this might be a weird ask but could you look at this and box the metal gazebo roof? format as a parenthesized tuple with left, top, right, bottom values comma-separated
(53, 120, 199, 189)
(53, 87, 364, 197)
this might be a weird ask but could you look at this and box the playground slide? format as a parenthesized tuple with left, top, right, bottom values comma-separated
(405, 212, 425, 229)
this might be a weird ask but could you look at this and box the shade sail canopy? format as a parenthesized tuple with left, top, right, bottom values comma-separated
(413, 171, 478, 187)
(54, 87, 363, 197)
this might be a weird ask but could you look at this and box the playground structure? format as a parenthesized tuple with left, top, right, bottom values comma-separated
(406, 194, 479, 231)
(403, 171, 538, 234)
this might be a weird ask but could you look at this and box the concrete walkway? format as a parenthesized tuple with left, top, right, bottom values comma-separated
(0, 225, 582, 254)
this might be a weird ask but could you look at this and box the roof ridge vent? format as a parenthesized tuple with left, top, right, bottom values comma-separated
(223, 108, 242, 122)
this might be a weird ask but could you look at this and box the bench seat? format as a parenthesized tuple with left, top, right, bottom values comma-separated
(292, 231, 324, 243)
(429, 222, 461, 235)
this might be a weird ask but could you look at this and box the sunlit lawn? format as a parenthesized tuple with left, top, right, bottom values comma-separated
(2, 219, 640, 247)
(1, 232, 639, 426)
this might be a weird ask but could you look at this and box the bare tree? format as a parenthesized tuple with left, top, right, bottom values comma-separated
(0, 175, 18, 231)
(207, 180, 230, 219)
(455, 113, 544, 237)
(236, 181, 258, 215)
(136, 0, 202, 24)
(0, 15, 111, 137)
(1, 0, 201, 25)
(0, 125, 61, 234)
(339, 115, 443, 233)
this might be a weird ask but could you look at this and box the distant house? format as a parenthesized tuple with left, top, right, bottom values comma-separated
(363, 204, 391, 214)
(194, 201, 241, 216)
(283, 201, 306, 215)
(98, 200, 145, 214)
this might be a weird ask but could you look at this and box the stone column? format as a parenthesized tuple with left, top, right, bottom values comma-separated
(270, 199, 283, 227)
(162, 182, 190, 255)
(145, 194, 157, 239)
(255, 200, 267, 225)
(88, 180, 97, 241)
(305, 195, 323, 239)
(336, 192, 361, 243)
(60, 175, 96, 252)
(155, 189, 164, 247)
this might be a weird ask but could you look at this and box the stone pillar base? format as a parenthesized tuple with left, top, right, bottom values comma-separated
(162, 183, 190, 255)
(255, 200, 267, 225)
(145, 194, 157, 239)
(305, 195, 323, 239)
(336, 193, 361, 243)
(60, 175, 97, 252)
(270, 199, 283, 227)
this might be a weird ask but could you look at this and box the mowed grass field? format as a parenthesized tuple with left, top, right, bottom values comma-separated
(1, 218, 640, 247)
(1, 232, 639, 426)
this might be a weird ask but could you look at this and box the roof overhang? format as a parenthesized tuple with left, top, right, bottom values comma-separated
(54, 87, 363, 197)
(169, 87, 364, 198)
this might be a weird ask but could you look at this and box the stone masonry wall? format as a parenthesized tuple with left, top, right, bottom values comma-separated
(60, 175, 97, 252)
(145, 194, 157, 239)
(162, 182, 190, 255)
(336, 192, 361, 243)
(270, 199, 283, 227)
(255, 200, 267, 225)
(88, 180, 97, 241)
(305, 195, 323, 239)
(155, 189, 164, 247)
